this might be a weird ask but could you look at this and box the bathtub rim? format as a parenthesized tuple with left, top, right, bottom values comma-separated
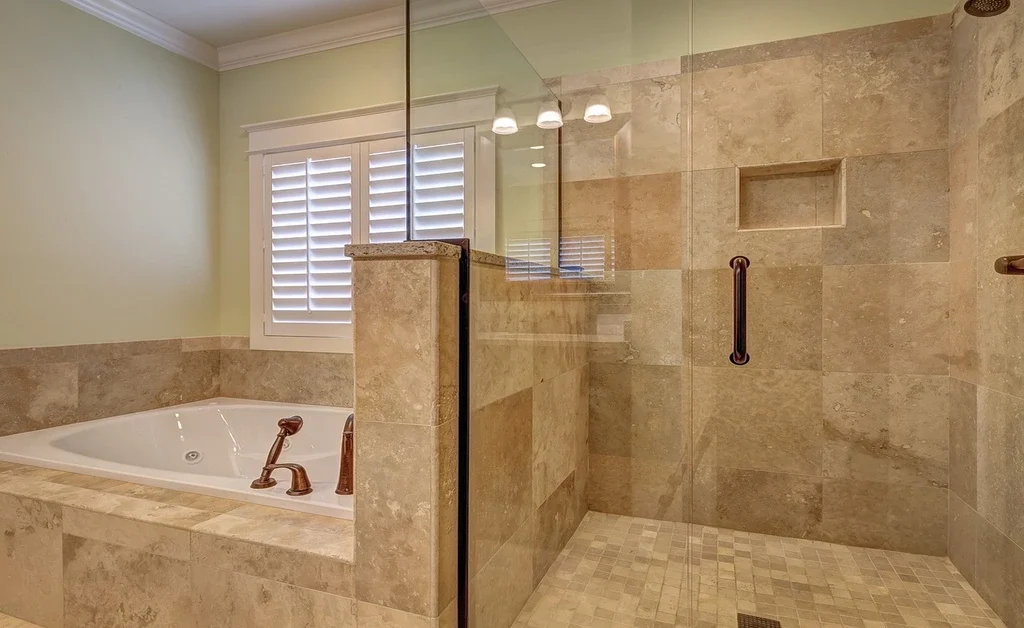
(0, 397, 354, 520)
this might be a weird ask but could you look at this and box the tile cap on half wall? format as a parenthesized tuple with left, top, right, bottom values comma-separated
(346, 242, 462, 259)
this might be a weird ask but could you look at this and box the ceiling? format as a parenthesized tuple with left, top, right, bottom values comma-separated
(120, 0, 403, 47)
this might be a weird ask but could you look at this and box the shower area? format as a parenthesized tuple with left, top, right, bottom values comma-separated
(404, 0, 1024, 626)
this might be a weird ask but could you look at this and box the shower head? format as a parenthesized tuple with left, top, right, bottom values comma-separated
(964, 0, 1011, 17)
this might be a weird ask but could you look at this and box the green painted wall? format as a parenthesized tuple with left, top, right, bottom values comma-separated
(0, 0, 220, 348)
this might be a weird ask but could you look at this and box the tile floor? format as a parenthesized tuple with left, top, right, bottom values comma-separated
(514, 512, 1004, 628)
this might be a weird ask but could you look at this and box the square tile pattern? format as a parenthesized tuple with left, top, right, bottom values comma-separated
(514, 513, 1003, 628)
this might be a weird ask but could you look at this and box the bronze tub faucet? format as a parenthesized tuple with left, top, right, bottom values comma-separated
(251, 416, 313, 496)
(336, 413, 354, 496)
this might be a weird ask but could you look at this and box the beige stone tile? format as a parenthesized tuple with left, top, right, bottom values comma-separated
(951, 259, 980, 383)
(533, 471, 577, 586)
(693, 55, 823, 170)
(436, 417, 458, 615)
(588, 454, 685, 522)
(951, 133, 980, 264)
(219, 336, 249, 350)
(107, 482, 243, 514)
(820, 479, 947, 555)
(190, 527, 352, 596)
(560, 58, 681, 91)
(356, 602, 437, 628)
(64, 535, 192, 628)
(978, 0, 1024, 123)
(692, 168, 823, 269)
(714, 468, 822, 538)
(823, 150, 949, 265)
(696, 368, 822, 476)
(822, 373, 949, 488)
(976, 385, 1024, 549)
(0, 613, 44, 628)
(561, 177, 616, 246)
(469, 389, 533, 577)
(976, 99, 1024, 395)
(0, 345, 81, 369)
(975, 512, 1024, 623)
(618, 75, 684, 177)
(949, 492, 979, 585)
(355, 421, 438, 616)
(624, 270, 684, 366)
(822, 31, 949, 156)
(220, 348, 352, 407)
(63, 506, 190, 560)
(180, 336, 220, 352)
(950, 379, 979, 507)
(354, 257, 456, 426)
(822, 264, 950, 375)
(691, 33, 822, 72)
(470, 263, 534, 410)
(532, 368, 585, 508)
(692, 266, 822, 370)
(78, 350, 219, 421)
(191, 564, 355, 628)
(613, 173, 685, 271)
(885, 483, 949, 555)
(951, 17, 981, 144)
(559, 118, 619, 183)
(589, 364, 684, 462)
(0, 495, 62, 628)
(530, 284, 587, 384)
(0, 362, 78, 436)
(470, 516, 535, 628)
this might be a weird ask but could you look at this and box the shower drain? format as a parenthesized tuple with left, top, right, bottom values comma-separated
(182, 450, 203, 464)
(738, 614, 782, 628)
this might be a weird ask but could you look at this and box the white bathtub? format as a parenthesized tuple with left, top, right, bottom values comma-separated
(0, 398, 353, 519)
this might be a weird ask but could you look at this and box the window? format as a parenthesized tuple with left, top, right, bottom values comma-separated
(559, 235, 613, 281)
(247, 89, 496, 352)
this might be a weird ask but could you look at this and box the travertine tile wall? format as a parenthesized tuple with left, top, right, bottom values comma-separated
(468, 254, 590, 628)
(0, 462, 359, 628)
(947, 2, 1024, 625)
(350, 243, 460, 628)
(0, 337, 354, 437)
(562, 16, 955, 555)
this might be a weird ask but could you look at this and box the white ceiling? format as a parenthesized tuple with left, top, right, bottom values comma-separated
(120, 0, 403, 47)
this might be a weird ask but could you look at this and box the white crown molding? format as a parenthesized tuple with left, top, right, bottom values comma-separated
(61, 0, 557, 72)
(58, 0, 219, 69)
(218, 0, 560, 71)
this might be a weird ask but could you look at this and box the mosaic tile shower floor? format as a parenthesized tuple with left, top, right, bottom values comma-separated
(514, 512, 1003, 628)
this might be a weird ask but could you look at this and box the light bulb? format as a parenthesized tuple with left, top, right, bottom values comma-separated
(584, 93, 612, 124)
(536, 100, 563, 130)
(531, 162, 546, 168)
(492, 107, 519, 135)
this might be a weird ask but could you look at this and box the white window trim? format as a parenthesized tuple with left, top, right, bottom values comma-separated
(246, 87, 497, 353)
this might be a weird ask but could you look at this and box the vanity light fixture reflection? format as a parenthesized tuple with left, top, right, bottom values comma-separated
(584, 93, 612, 124)
(492, 107, 519, 135)
(536, 100, 563, 129)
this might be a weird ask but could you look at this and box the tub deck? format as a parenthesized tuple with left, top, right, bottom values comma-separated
(0, 460, 355, 627)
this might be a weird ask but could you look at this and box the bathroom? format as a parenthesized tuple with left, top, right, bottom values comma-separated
(0, 0, 1021, 626)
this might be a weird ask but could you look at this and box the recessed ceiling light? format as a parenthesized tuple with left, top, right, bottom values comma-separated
(531, 162, 546, 168)
(530, 145, 544, 150)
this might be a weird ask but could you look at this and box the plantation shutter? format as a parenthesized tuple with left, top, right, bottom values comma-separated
(264, 145, 359, 338)
(559, 235, 612, 280)
(506, 237, 553, 281)
(361, 128, 475, 244)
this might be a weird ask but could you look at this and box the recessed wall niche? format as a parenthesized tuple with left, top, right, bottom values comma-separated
(737, 159, 846, 231)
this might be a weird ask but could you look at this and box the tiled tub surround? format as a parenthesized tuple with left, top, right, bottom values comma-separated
(0, 461, 357, 628)
(947, 2, 1024, 626)
(468, 254, 591, 628)
(562, 16, 955, 555)
(0, 399, 354, 518)
(0, 336, 354, 438)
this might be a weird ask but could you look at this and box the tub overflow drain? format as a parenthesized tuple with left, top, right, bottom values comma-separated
(183, 450, 203, 464)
